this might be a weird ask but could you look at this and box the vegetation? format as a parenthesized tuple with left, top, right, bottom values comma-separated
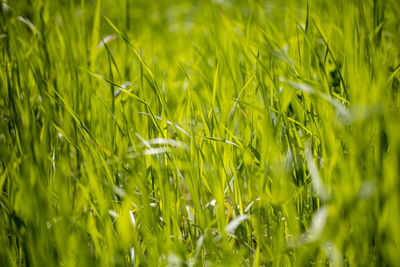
(1, 0, 399, 266)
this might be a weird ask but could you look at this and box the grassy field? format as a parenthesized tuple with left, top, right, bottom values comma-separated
(1, 0, 400, 266)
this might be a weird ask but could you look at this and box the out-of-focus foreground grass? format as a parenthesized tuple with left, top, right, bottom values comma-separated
(1, 0, 399, 266)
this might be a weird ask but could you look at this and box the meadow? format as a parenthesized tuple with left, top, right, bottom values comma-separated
(1, 0, 400, 266)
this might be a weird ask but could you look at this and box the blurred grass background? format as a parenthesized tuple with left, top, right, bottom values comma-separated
(1, 0, 399, 266)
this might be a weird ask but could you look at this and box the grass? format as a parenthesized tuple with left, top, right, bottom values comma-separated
(1, 0, 399, 266)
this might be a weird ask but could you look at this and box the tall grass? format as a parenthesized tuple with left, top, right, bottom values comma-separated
(1, 0, 399, 266)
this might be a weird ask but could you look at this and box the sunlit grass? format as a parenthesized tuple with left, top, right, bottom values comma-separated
(1, 0, 399, 266)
